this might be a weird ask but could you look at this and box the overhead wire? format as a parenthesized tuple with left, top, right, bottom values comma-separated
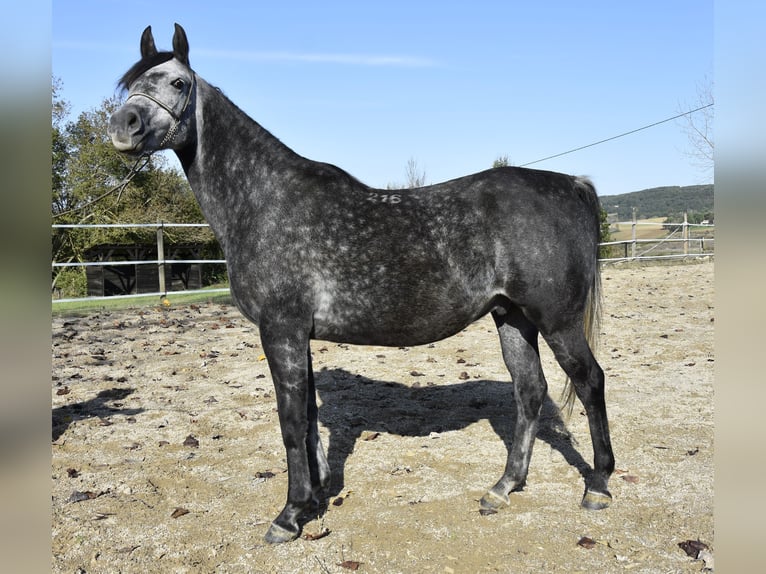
(519, 103, 714, 167)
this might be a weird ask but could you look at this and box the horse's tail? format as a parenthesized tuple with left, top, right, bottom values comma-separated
(561, 177, 603, 418)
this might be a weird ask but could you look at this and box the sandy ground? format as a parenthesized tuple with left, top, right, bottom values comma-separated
(51, 260, 714, 573)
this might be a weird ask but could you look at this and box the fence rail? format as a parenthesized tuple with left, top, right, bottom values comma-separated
(599, 215, 714, 262)
(52, 219, 714, 303)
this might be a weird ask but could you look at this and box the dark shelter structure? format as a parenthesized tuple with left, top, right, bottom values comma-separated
(84, 243, 209, 296)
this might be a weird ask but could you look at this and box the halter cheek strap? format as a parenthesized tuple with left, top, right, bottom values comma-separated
(127, 74, 196, 146)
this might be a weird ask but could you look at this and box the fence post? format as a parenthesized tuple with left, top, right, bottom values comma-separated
(157, 223, 166, 296)
(682, 212, 689, 256)
(631, 207, 637, 259)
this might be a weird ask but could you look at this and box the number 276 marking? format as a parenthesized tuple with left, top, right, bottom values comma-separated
(366, 193, 402, 204)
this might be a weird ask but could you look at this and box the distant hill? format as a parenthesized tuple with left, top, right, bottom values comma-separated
(599, 184, 714, 222)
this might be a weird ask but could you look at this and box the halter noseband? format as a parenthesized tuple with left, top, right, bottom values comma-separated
(127, 74, 196, 147)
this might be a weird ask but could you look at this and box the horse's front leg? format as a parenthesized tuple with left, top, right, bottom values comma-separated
(259, 325, 316, 544)
(306, 349, 331, 499)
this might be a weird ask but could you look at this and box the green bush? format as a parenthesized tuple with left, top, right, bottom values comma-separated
(53, 268, 87, 299)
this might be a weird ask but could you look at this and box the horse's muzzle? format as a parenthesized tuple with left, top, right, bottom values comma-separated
(108, 105, 146, 154)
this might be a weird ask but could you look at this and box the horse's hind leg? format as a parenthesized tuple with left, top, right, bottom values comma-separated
(481, 305, 548, 510)
(542, 324, 615, 509)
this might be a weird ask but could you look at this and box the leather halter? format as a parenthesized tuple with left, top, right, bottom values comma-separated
(127, 74, 196, 146)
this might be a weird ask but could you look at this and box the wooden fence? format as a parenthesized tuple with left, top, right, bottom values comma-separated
(52, 218, 714, 303)
(600, 212, 714, 262)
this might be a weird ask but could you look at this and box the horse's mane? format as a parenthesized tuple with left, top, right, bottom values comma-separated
(117, 51, 176, 91)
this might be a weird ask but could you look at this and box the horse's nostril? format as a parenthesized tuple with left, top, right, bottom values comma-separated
(127, 111, 140, 131)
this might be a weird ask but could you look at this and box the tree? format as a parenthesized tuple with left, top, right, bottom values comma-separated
(678, 76, 714, 177)
(492, 155, 511, 168)
(598, 206, 613, 259)
(387, 157, 428, 189)
(404, 157, 427, 188)
(52, 77, 71, 207)
(51, 79, 216, 296)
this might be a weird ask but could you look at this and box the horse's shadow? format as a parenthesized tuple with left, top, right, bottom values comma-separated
(52, 388, 144, 442)
(315, 368, 592, 498)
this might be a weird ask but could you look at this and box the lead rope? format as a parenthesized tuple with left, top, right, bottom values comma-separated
(52, 152, 154, 220)
(53, 75, 197, 220)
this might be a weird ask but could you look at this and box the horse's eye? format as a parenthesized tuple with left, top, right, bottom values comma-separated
(171, 78, 185, 90)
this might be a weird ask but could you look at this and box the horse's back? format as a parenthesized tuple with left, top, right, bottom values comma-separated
(228, 164, 600, 340)
(270, 165, 601, 345)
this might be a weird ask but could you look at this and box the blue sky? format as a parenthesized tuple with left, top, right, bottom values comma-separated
(52, 0, 713, 196)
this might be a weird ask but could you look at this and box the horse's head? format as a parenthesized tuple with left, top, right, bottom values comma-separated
(108, 24, 196, 156)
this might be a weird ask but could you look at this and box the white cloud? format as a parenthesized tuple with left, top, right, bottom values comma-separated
(196, 49, 438, 68)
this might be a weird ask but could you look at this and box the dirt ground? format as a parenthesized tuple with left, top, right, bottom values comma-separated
(51, 260, 714, 573)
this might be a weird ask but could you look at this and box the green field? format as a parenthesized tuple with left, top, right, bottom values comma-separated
(609, 217, 669, 241)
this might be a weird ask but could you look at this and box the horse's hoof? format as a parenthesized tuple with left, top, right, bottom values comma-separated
(581, 489, 612, 510)
(264, 522, 299, 544)
(480, 489, 510, 510)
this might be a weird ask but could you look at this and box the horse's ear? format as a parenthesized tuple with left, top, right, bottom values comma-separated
(172, 23, 190, 66)
(140, 26, 157, 59)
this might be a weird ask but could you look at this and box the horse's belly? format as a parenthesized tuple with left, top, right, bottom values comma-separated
(311, 291, 497, 347)
(312, 320, 471, 347)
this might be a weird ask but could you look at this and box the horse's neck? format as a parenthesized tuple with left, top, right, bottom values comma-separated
(178, 80, 300, 238)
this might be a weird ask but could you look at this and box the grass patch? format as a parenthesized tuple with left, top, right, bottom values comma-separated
(599, 256, 713, 269)
(52, 286, 233, 316)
